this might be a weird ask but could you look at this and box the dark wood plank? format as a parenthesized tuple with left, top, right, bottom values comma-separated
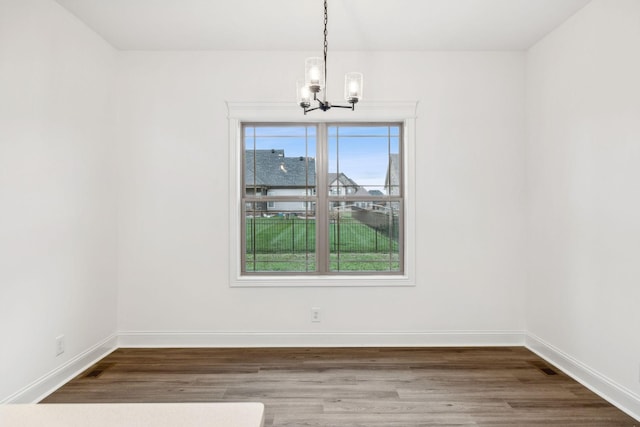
(41, 347, 638, 426)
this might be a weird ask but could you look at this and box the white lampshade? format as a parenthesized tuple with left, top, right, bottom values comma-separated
(305, 57, 325, 93)
(344, 72, 363, 103)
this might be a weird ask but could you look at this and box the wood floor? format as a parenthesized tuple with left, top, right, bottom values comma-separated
(42, 347, 638, 426)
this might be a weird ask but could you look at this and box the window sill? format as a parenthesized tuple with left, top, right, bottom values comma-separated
(230, 274, 415, 288)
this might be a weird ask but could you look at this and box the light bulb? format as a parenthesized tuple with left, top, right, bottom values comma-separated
(309, 67, 320, 84)
(297, 80, 311, 108)
(344, 72, 363, 103)
(348, 80, 359, 96)
(301, 86, 311, 100)
(305, 57, 324, 93)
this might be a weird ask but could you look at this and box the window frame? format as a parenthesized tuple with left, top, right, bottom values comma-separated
(227, 101, 417, 287)
(242, 122, 404, 276)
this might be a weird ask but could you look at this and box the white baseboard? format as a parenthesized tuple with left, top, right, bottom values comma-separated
(117, 330, 525, 348)
(2, 335, 118, 404)
(526, 333, 640, 422)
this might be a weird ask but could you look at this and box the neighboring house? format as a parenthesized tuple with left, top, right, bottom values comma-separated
(367, 189, 387, 211)
(245, 153, 386, 214)
(245, 149, 316, 214)
(328, 172, 359, 196)
(328, 172, 373, 209)
(384, 153, 400, 196)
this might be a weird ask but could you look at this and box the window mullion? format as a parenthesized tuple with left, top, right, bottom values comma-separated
(316, 123, 329, 274)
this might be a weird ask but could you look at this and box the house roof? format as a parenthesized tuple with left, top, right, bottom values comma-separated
(328, 173, 358, 188)
(245, 149, 316, 188)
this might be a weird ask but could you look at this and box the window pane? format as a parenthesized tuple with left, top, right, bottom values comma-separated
(329, 201, 401, 272)
(244, 126, 316, 197)
(328, 125, 400, 197)
(245, 205, 316, 273)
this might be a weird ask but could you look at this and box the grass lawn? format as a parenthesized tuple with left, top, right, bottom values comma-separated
(245, 216, 399, 272)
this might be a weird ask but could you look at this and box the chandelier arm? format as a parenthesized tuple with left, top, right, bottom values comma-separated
(316, 98, 330, 111)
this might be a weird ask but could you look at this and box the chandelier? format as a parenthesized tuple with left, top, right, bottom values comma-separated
(297, 0, 363, 114)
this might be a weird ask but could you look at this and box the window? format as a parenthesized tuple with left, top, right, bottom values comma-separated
(242, 123, 403, 275)
(227, 101, 416, 287)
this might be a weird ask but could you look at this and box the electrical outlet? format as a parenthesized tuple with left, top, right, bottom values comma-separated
(55, 335, 65, 356)
(311, 307, 321, 323)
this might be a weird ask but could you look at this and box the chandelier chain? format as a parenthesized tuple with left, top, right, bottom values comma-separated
(323, 0, 328, 97)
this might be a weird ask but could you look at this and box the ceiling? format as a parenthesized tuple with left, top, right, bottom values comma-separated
(55, 0, 591, 51)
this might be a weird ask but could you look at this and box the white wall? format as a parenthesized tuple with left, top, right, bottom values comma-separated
(0, 0, 117, 402)
(526, 0, 640, 401)
(115, 51, 527, 340)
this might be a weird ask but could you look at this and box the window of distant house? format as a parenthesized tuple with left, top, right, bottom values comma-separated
(242, 123, 403, 275)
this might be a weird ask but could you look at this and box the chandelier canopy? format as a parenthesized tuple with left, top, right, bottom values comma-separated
(297, 0, 363, 114)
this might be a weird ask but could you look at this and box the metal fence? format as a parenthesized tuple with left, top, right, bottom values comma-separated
(245, 216, 399, 254)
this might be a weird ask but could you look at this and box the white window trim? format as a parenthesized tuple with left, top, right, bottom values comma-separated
(227, 101, 418, 287)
